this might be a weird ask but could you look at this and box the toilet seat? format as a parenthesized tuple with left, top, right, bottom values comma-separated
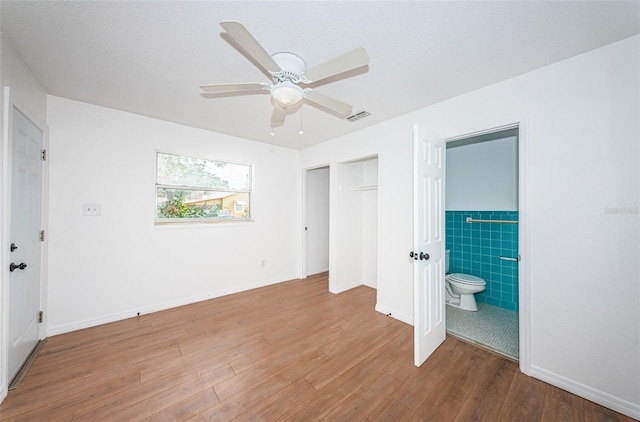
(447, 273, 486, 286)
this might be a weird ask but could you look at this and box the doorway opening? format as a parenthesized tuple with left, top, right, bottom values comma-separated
(302, 155, 379, 295)
(304, 166, 330, 277)
(444, 127, 520, 360)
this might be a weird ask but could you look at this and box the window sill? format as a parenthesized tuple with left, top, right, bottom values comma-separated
(154, 218, 255, 229)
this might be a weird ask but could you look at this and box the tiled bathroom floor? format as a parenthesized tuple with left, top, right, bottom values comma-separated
(446, 302, 519, 360)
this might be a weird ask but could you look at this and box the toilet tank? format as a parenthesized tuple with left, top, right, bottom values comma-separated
(445, 249, 450, 273)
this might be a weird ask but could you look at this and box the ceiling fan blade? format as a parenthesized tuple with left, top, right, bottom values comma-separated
(271, 103, 287, 127)
(220, 21, 281, 74)
(200, 83, 270, 94)
(304, 90, 352, 117)
(303, 47, 370, 83)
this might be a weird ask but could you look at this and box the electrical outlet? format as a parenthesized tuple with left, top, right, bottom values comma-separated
(260, 259, 266, 267)
(83, 203, 101, 216)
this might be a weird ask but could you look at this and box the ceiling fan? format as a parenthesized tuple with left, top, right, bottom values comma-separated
(200, 21, 370, 130)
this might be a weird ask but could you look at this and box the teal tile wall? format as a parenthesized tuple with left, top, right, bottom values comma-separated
(446, 211, 519, 312)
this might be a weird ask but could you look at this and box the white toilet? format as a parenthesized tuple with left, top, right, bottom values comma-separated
(445, 249, 486, 312)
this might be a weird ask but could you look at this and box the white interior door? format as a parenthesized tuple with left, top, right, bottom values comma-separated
(8, 107, 43, 381)
(413, 124, 446, 367)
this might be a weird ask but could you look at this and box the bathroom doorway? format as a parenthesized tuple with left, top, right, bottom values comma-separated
(444, 127, 520, 360)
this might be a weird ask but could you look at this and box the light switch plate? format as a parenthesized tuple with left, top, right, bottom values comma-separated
(83, 203, 101, 216)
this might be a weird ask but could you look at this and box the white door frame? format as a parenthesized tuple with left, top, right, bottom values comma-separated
(1, 87, 48, 400)
(443, 117, 531, 375)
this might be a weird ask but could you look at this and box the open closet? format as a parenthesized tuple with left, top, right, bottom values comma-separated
(333, 155, 378, 292)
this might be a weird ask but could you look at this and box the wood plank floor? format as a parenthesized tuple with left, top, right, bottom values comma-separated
(1, 273, 634, 421)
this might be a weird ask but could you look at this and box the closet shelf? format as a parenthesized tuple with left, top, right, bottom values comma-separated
(350, 184, 378, 191)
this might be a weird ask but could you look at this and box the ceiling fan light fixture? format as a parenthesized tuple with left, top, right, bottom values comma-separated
(271, 81, 304, 106)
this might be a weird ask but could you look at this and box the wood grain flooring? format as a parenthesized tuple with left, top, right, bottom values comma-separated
(0, 273, 634, 421)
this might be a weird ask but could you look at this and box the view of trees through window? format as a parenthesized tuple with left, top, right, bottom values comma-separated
(156, 153, 251, 221)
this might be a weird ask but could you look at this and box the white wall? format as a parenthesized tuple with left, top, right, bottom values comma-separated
(305, 167, 329, 275)
(301, 35, 639, 418)
(446, 136, 518, 210)
(0, 37, 48, 403)
(46, 96, 301, 335)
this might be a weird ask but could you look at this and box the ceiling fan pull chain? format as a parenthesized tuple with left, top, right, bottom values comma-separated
(299, 106, 304, 135)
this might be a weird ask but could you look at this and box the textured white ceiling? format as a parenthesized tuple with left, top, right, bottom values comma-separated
(2, 1, 639, 149)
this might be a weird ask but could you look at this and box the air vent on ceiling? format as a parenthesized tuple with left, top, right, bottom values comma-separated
(346, 110, 371, 122)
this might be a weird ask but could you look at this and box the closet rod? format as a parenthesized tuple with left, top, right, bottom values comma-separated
(465, 217, 518, 224)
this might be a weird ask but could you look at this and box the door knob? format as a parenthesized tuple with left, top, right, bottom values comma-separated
(409, 251, 418, 260)
(419, 252, 430, 261)
(9, 262, 27, 272)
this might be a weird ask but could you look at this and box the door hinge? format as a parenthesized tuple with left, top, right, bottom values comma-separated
(38, 311, 43, 323)
(40, 230, 45, 242)
(41, 149, 47, 161)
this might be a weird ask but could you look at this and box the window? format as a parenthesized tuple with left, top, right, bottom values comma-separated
(234, 200, 246, 214)
(156, 152, 252, 222)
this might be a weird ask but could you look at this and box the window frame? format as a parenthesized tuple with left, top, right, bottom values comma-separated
(154, 151, 254, 225)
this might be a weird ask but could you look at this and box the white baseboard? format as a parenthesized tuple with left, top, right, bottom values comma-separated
(46, 274, 298, 337)
(329, 281, 362, 294)
(307, 267, 329, 276)
(362, 280, 377, 289)
(530, 365, 640, 420)
(375, 304, 413, 326)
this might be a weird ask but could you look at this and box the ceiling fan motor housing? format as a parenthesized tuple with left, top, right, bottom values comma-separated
(270, 52, 308, 105)
(271, 52, 308, 84)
